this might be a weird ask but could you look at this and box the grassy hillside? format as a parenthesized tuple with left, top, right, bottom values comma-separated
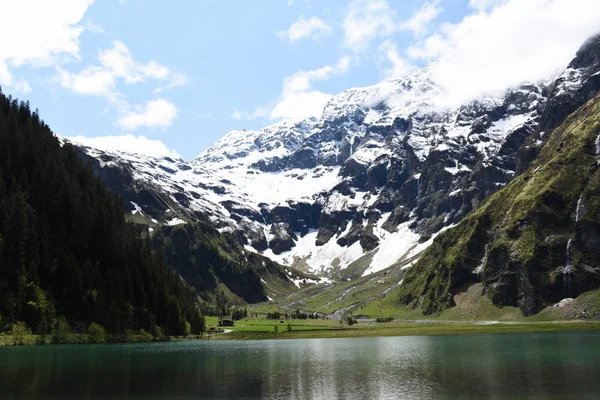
(397, 94, 600, 316)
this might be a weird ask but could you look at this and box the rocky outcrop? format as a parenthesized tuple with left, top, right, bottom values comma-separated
(516, 34, 600, 174)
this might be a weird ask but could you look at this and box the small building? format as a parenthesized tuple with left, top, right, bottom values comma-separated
(218, 319, 234, 327)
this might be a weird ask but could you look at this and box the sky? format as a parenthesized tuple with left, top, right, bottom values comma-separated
(1, 0, 600, 160)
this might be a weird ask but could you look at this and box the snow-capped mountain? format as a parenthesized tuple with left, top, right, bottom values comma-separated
(65, 34, 600, 280)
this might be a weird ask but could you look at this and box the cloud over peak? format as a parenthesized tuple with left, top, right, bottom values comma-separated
(271, 56, 352, 120)
(67, 134, 180, 159)
(116, 98, 179, 131)
(409, 0, 600, 106)
(278, 16, 333, 43)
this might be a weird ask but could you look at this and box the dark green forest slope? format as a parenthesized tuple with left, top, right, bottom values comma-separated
(0, 90, 203, 336)
(153, 221, 302, 309)
(398, 94, 600, 316)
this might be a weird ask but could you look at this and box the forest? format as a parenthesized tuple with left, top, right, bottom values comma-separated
(0, 89, 205, 340)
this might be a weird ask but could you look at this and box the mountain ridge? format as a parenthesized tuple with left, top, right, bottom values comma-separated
(64, 34, 600, 291)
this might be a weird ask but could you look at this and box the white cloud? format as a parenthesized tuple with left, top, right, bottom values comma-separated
(82, 18, 105, 34)
(0, 0, 93, 88)
(278, 16, 333, 43)
(155, 72, 189, 93)
(231, 106, 271, 120)
(116, 98, 179, 131)
(378, 41, 415, 79)
(58, 40, 187, 105)
(56, 40, 187, 127)
(400, 1, 442, 37)
(408, 0, 600, 106)
(11, 80, 32, 94)
(343, 0, 397, 52)
(231, 109, 244, 120)
(271, 91, 333, 120)
(271, 56, 351, 120)
(281, 57, 351, 97)
(468, 0, 506, 11)
(67, 134, 180, 158)
(57, 66, 115, 97)
(56, 65, 127, 108)
(99, 41, 170, 84)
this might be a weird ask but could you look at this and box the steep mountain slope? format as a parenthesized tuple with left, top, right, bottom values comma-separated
(191, 66, 546, 278)
(66, 69, 547, 280)
(66, 35, 600, 286)
(152, 219, 311, 307)
(398, 93, 600, 316)
(0, 91, 203, 336)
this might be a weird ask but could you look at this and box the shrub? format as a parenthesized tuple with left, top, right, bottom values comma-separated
(10, 321, 31, 345)
(87, 323, 106, 343)
(138, 329, 154, 342)
(51, 317, 71, 344)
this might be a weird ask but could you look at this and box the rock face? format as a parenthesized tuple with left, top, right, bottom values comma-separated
(65, 34, 600, 283)
(517, 34, 600, 173)
(398, 94, 600, 316)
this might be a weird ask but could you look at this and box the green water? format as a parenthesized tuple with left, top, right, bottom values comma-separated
(1, 331, 599, 399)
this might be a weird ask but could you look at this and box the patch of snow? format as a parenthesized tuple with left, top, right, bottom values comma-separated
(363, 108, 383, 124)
(166, 217, 186, 226)
(130, 201, 143, 215)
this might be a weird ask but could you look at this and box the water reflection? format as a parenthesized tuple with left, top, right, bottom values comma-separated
(0, 331, 599, 399)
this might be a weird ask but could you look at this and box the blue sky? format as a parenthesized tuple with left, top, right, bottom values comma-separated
(1, 0, 599, 159)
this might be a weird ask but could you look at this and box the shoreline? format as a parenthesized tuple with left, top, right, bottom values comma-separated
(2, 320, 599, 347)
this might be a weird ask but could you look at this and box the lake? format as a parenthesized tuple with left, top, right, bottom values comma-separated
(1, 331, 599, 399)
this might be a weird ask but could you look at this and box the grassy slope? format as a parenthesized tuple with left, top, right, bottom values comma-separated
(213, 318, 600, 341)
(252, 261, 405, 316)
(396, 94, 600, 315)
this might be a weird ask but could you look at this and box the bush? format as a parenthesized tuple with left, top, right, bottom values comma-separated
(375, 317, 394, 323)
(124, 329, 136, 342)
(10, 321, 31, 345)
(137, 329, 154, 342)
(51, 317, 71, 344)
(87, 323, 106, 343)
(151, 325, 166, 341)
